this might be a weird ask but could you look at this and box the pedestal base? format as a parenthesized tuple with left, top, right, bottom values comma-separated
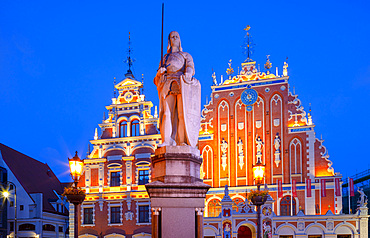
(146, 146, 210, 238)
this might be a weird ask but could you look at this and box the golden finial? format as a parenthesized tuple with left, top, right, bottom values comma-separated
(264, 55, 272, 74)
(244, 25, 251, 31)
(226, 59, 234, 76)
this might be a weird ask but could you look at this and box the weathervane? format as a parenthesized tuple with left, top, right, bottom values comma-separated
(242, 25, 255, 62)
(124, 32, 136, 77)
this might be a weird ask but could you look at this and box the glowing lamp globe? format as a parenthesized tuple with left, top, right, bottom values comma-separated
(253, 162, 265, 185)
(69, 151, 84, 181)
(3, 191, 9, 198)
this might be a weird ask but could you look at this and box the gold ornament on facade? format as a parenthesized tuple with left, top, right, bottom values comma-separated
(226, 59, 234, 77)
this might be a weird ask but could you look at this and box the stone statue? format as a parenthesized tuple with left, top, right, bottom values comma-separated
(274, 133, 281, 167)
(154, 31, 201, 148)
(274, 133, 281, 152)
(221, 138, 228, 155)
(256, 135, 264, 162)
(237, 138, 244, 156)
(357, 188, 368, 207)
(221, 138, 228, 170)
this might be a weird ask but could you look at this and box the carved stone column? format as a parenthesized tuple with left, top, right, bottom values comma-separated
(146, 146, 210, 238)
(151, 207, 161, 238)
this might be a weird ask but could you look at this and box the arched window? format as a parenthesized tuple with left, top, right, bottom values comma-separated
(120, 121, 127, 137)
(280, 195, 296, 216)
(19, 223, 35, 231)
(237, 225, 252, 238)
(232, 197, 244, 212)
(131, 119, 140, 137)
(207, 199, 221, 217)
(42, 224, 56, 231)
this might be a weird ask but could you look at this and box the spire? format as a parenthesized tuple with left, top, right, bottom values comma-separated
(242, 25, 255, 62)
(141, 74, 145, 95)
(94, 128, 98, 140)
(113, 77, 117, 98)
(124, 32, 135, 79)
(154, 106, 158, 118)
(86, 143, 91, 157)
(307, 103, 313, 125)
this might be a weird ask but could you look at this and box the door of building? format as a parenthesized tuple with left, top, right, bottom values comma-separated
(237, 225, 252, 238)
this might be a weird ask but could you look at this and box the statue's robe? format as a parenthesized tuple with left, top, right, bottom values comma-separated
(154, 51, 201, 148)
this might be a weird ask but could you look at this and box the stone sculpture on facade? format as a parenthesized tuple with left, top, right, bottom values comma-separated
(221, 138, 228, 171)
(274, 133, 281, 167)
(154, 31, 201, 148)
(358, 188, 368, 207)
(256, 135, 264, 162)
(238, 138, 244, 169)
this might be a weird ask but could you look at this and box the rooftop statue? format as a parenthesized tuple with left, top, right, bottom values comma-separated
(154, 31, 201, 148)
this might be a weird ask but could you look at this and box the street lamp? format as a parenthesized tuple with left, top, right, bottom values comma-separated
(252, 160, 266, 238)
(3, 181, 17, 238)
(66, 151, 85, 238)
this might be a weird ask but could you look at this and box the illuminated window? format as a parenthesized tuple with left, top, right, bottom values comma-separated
(207, 199, 221, 217)
(138, 205, 149, 223)
(110, 207, 121, 224)
(42, 224, 55, 231)
(138, 170, 149, 185)
(19, 223, 35, 231)
(110, 171, 120, 187)
(280, 196, 296, 216)
(120, 121, 127, 137)
(232, 198, 244, 212)
(84, 208, 94, 224)
(131, 120, 140, 137)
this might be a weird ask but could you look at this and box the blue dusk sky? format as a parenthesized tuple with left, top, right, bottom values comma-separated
(0, 1, 369, 182)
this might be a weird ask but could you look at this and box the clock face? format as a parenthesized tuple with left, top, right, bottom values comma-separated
(124, 92, 134, 102)
(241, 88, 258, 106)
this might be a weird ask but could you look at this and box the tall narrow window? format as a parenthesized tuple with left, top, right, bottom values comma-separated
(280, 196, 296, 216)
(131, 120, 140, 137)
(110, 207, 121, 224)
(138, 205, 149, 223)
(84, 208, 93, 224)
(138, 170, 149, 185)
(207, 199, 221, 217)
(120, 121, 127, 137)
(110, 172, 120, 187)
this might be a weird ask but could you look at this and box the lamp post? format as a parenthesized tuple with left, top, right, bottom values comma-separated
(66, 151, 85, 238)
(3, 181, 17, 238)
(252, 160, 266, 238)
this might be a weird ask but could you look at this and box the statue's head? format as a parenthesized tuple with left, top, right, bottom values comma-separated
(167, 31, 182, 53)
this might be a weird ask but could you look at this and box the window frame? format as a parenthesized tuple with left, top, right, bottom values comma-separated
(110, 171, 121, 187)
(136, 201, 151, 225)
(81, 204, 95, 227)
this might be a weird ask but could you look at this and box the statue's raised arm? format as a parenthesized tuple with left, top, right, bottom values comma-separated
(154, 31, 201, 148)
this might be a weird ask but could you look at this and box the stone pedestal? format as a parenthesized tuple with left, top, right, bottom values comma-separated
(146, 146, 210, 238)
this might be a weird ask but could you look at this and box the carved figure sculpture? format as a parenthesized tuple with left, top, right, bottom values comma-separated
(274, 133, 281, 167)
(154, 31, 201, 148)
(221, 138, 228, 171)
(274, 133, 281, 152)
(238, 138, 244, 169)
(358, 188, 368, 207)
(256, 135, 264, 162)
